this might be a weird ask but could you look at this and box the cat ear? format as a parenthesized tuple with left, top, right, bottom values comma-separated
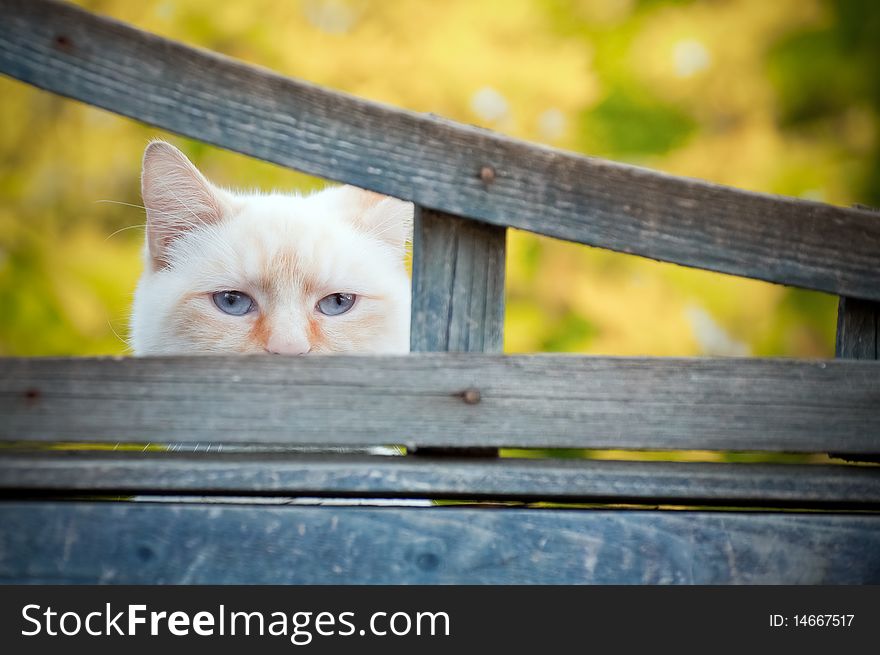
(141, 140, 233, 270)
(338, 186, 413, 255)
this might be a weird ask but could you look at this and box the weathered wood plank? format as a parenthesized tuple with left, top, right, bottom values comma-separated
(836, 297, 878, 359)
(409, 207, 505, 456)
(1, 501, 878, 583)
(1, 0, 879, 299)
(1, 355, 879, 453)
(410, 208, 506, 353)
(836, 205, 879, 359)
(1, 451, 879, 508)
(833, 295, 878, 462)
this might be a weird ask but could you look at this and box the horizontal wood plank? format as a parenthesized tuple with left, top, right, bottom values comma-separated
(1, 0, 880, 298)
(1, 451, 879, 508)
(1, 355, 879, 453)
(1, 501, 878, 583)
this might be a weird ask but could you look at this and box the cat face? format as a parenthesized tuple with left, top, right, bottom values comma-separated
(130, 141, 412, 355)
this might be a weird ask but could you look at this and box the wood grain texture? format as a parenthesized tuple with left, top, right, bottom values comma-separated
(410, 208, 506, 353)
(2, 451, 879, 508)
(1, 501, 878, 583)
(1, 0, 879, 299)
(409, 207, 505, 456)
(833, 295, 878, 461)
(836, 297, 878, 359)
(1, 355, 879, 453)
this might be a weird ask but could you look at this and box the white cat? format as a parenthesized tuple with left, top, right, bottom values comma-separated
(130, 141, 412, 355)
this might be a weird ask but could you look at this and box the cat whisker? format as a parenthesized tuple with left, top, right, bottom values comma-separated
(95, 199, 179, 216)
(106, 318, 132, 351)
(94, 199, 149, 211)
(104, 224, 147, 241)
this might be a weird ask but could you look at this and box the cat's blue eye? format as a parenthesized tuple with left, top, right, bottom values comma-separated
(317, 293, 356, 316)
(212, 290, 255, 316)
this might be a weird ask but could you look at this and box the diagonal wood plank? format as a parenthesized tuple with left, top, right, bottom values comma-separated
(1, 0, 879, 298)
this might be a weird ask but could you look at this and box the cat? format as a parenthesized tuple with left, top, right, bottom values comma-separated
(130, 141, 412, 355)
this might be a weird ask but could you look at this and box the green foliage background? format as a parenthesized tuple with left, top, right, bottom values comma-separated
(1, 0, 878, 357)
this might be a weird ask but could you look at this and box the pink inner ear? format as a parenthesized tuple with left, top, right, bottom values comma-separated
(141, 141, 229, 270)
(338, 186, 413, 252)
(356, 189, 387, 211)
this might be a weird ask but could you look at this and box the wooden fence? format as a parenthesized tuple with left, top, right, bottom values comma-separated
(0, 0, 878, 584)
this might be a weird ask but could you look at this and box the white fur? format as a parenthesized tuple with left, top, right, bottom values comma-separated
(130, 141, 412, 355)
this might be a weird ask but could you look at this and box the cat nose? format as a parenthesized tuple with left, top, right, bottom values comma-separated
(265, 334, 311, 355)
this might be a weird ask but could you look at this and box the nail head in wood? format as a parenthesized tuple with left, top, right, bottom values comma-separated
(479, 165, 496, 185)
(461, 388, 481, 405)
(53, 34, 73, 50)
